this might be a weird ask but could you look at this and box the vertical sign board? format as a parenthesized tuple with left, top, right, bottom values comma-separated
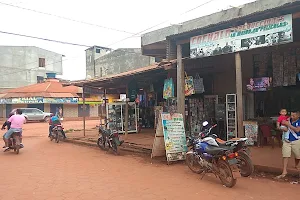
(161, 113, 187, 162)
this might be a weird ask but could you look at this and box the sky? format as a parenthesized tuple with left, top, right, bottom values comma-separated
(0, 0, 256, 80)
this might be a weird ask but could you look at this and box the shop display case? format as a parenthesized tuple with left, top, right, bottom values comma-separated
(106, 102, 138, 133)
(226, 94, 237, 140)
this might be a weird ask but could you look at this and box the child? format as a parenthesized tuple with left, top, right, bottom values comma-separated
(277, 109, 289, 142)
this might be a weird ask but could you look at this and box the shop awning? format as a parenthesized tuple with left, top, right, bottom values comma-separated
(65, 59, 177, 88)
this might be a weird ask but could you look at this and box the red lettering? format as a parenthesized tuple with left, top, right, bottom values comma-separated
(225, 29, 231, 38)
(213, 32, 219, 40)
(207, 33, 213, 41)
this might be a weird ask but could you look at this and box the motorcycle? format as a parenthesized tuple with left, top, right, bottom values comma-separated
(5, 131, 22, 154)
(186, 123, 241, 188)
(199, 121, 254, 177)
(97, 123, 123, 155)
(50, 125, 64, 143)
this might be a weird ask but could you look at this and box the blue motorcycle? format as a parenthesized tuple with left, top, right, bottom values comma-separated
(186, 121, 241, 188)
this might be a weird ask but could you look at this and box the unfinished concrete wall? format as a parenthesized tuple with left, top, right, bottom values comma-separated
(141, 0, 299, 46)
(85, 46, 112, 79)
(0, 46, 63, 90)
(94, 48, 155, 77)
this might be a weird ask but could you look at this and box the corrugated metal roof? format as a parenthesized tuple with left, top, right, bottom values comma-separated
(67, 59, 177, 86)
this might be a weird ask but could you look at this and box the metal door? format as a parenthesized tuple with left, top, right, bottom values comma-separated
(78, 104, 90, 117)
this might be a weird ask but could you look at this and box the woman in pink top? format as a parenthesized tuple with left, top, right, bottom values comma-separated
(3, 109, 25, 151)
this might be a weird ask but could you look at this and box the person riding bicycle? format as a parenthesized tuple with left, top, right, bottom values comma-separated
(3, 109, 25, 151)
(48, 114, 66, 139)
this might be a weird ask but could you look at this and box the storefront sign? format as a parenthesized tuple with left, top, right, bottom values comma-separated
(163, 78, 174, 99)
(11, 97, 43, 104)
(190, 14, 293, 58)
(161, 113, 187, 162)
(0, 99, 11, 104)
(44, 98, 78, 104)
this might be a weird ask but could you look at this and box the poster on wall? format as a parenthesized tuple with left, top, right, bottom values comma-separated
(246, 77, 272, 91)
(185, 76, 195, 96)
(243, 121, 258, 146)
(163, 78, 174, 99)
(161, 113, 187, 162)
(190, 14, 293, 58)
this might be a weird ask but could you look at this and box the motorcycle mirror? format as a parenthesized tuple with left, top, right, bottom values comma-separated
(202, 121, 209, 126)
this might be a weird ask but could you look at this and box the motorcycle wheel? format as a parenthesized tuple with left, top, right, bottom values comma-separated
(97, 136, 108, 151)
(217, 160, 237, 188)
(111, 141, 118, 155)
(15, 145, 20, 154)
(55, 133, 60, 143)
(186, 154, 204, 174)
(238, 151, 254, 177)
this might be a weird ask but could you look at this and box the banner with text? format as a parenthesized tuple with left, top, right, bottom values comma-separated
(190, 14, 293, 58)
(162, 113, 187, 162)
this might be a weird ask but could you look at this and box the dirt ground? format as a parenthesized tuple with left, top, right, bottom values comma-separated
(0, 121, 299, 200)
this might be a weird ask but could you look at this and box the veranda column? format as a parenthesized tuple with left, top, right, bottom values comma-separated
(177, 45, 185, 119)
(235, 52, 244, 137)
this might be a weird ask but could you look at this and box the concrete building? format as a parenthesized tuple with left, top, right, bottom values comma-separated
(0, 46, 63, 92)
(93, 48, 155, 78)
(85, 45, 112, 79)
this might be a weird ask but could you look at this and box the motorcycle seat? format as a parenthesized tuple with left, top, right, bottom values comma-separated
(205, 145, 230, 155)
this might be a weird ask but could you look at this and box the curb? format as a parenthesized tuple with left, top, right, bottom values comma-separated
(65, 138, 152, 155)
(65, 138, 299, 176)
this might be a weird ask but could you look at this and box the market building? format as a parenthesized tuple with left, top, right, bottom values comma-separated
(68, 0, 300, 148)
(140, 0, 300, 145)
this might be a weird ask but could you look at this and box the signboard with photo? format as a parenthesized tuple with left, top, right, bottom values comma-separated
(163, 78, 175, 99)
(246, 77, 272, 92)
(190, 14, 293, 58)
(161, 113, 187, 162)
(185, 76, 195, 96)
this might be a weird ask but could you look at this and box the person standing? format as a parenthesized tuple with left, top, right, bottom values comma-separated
(276, 111, 300, 179)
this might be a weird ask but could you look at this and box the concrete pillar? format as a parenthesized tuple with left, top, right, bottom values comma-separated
(235, 53, 244, 137)
(177, 45, 185, 118)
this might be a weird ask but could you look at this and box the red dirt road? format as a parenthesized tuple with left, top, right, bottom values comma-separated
(0, 122, 298, 200)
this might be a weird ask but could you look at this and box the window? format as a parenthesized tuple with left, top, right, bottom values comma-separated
(37, 76, 44, 83)
(96, 48, 101, 53)
(39, 58, 45, 67)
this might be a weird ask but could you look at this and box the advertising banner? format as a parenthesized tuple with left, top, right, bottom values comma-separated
(11, 97, 43, 104)
(163, 78, 175, 99)
(44, 98, 78, 104)
(161, 113, 187, 162)
(185, 76, 195, 96)
(190, 14, 293, 58)
(246, 77, 272, 92)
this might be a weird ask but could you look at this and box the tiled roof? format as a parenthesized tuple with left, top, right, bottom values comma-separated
(0, 79, 80, 98)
